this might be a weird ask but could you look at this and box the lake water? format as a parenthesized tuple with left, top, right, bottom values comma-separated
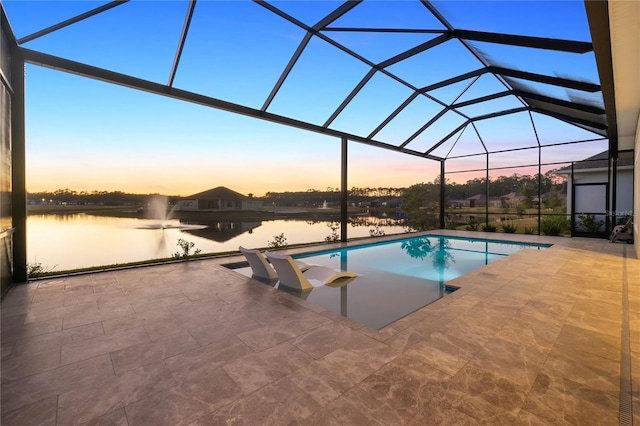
(27, 214, 406, 271)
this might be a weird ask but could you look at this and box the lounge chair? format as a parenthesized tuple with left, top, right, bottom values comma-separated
(264, 251, 357, 291)
(239, 246, 312, 281)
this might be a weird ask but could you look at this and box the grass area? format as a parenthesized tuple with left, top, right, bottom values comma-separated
(447, 214, 573, 236)
(449, 221, 537, 234)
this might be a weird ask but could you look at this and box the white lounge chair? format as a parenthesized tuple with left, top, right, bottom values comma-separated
(239, 246, 312, 281)
(265, 251, 357, 291)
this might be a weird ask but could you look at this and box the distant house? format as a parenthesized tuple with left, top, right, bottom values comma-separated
(379, 197, 402, 208)
(177, 187, 263, 211)
(464, 194, 502, 208)
(498, 192, 523, 208)
(448, 199, 466, 208)
(450, 192, 525, 209)
(500, 192, 521, 202)
(466, 194, 485, 208)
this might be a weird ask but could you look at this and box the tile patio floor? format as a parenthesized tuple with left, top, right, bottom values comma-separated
(1, 231, 639, 425)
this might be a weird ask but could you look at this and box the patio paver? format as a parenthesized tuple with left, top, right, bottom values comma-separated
(1, 231, 638, 425)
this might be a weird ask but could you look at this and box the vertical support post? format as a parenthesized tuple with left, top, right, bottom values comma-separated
(11, 48, 27, 283)
(570, 162, 575, 236)
(610, 152, 617, 233)
(538, 146, 542, 235)
(439, 160, 445, 229)
(340, 137, 348, 242)
(485, 153, 489, 227)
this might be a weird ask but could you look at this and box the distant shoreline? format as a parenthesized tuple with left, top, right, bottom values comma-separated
(25, 204, 390, 222)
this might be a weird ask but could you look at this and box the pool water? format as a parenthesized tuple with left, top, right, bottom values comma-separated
(233, 235, 550, 329)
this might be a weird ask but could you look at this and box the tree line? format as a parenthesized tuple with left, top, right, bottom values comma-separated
(263, 171, 566, 206)
(28, 189, 180, 206)
(446, 170, 566, 200)
(29, 171, 566, 206)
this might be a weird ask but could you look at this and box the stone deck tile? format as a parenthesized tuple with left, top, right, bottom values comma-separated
(521, 373, 620, 425)
(222, 342, 314, 395)
(465, 335, 547, 389)
(0, 395, 59, 426)
(542, 344, 621, 397)
(56, 361, 176, 425)
(1, 317, 64, 345)
(10, 322, 105, 358)
(0, 233, 637, 425)
(1, 354, 115, 414)
(357, 353, 451, 422)
(304, 386, 406, 425)
(289, 322, 362, 359)
(192, 377, 322, 425)
(83, 408, 129, 426)
(110, 330, 200, 375)
(123, 388, 214, 426)
(287, 347, 380, 406)
(445, 363, 530, 416)
(0, 345, 61, 383)
(554, 324, 621, 362)
(60, 326, 150, 366)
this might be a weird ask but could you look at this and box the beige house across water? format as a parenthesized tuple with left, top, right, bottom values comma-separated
(177, 186, 263, 211)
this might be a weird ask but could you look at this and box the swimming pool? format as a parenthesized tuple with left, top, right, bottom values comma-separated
(232, 235, 550, 329)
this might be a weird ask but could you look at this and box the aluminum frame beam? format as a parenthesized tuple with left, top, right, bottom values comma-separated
(21, 48, 443, 162)
(168, 0, 197, 87)
(452, 29, 593, 53)
(584, 0, 617, 153)
(531, 107, 608, 131)
(17, 1, 130, 44)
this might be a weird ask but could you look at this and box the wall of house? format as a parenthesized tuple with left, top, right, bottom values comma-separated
(634, 116, 640, 258)
(177, 200, 197, 211)
(199, 199, 224, 210)
(241, 200, 263, 210)
(219, 200, 237, 210)
(615, 169, 634, 218)
(565, 168, 633, 220)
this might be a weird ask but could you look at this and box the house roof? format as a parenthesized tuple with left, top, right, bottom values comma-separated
(186, 186, 250, 200)
(556, 150, 633, 174)
(466, 194, 486, 200)
(500, 192, 521, 199)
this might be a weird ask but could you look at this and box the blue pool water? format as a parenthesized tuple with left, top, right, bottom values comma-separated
(234, 235, 550, 329)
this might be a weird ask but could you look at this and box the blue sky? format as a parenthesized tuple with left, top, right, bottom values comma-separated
(4, 0, 607, 196)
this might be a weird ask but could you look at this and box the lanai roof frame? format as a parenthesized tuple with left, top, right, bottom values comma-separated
(5, 0, 610, 158)
(2, 0, 621, 283)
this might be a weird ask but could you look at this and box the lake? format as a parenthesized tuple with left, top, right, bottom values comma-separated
(27, 214, 407, 272)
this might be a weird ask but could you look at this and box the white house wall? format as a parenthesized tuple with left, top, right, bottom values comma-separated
(242, 200, 264, 210)
(615, 170, 634, 218)
(565, 168, 633, 219)
(635, 115, 640, 257)
(177, 200, 198, 211)
(179, 199, 263, 211)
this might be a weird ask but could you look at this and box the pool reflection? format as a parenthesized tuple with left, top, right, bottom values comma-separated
(232, 235, 548, 329)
